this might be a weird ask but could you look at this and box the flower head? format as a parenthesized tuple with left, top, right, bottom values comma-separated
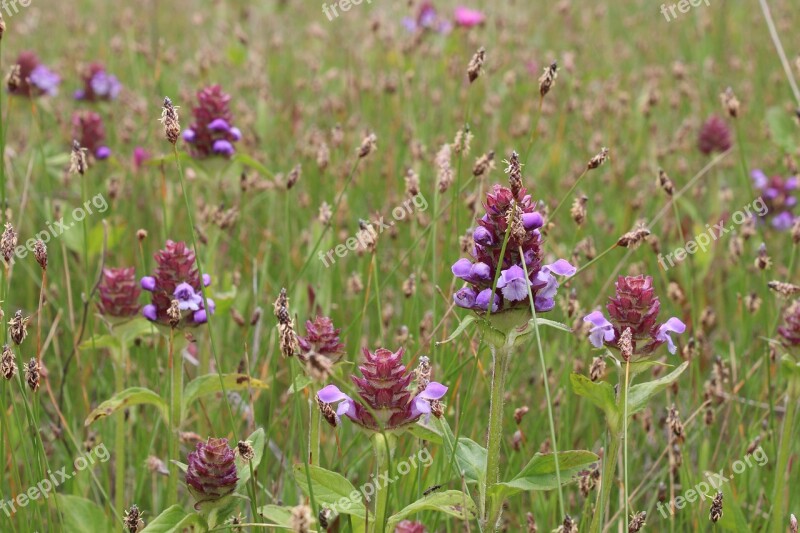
(451, 153, 575, 315)
(185, 437, 238, 505)
(72, 111, 111, 160)
(698, 116, 732, 155)
(778, 300, 800, 347)
(183, 85, 241, 159)
(140, 241, 214, 328)
(317, 348, 447, 431)
(751, 169, 797, 230)
(74, 63, 122, 101)
(454, 6, 486, 27)
(298, 316, 346, 380)
(8, 51, 59, 97)
(97, 267, 141, 319)
(582, 275, 686, 356)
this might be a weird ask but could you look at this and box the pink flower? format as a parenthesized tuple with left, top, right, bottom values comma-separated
(454, 6, 485, 27)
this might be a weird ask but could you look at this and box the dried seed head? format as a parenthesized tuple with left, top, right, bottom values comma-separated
(559, 514, 577, 533)
(667, 404, 685, 444)
(6, 64, 20, 93)
(0, 14, 5, 42)
(791, 514, 798, 533)
(720, 87, 740, 118)
(744, 292, 762, 313)
(286, 164, 301, 190)
(473, 151, 495, 178)
(9, 310, 30, 345)
(590, 356, 607, 382)
(236, 440, 255, 462)
(768, 281, 800, 298)
(160, 97, 181, 145)
(570, 194, 588, 226)
(145, 455, 168, 475)
(620, 328, 633, 362)
(436, 143, 454, 193)
(317, 395, 338, 427)
(167, 300, 182, 329)
(402, 273, 416, 298)
(617, 225, 651, 249)
(1, 222, 17, 264)
(526, 512, 538, 533)
(658, 169, 674, 196)
(467, 46, 486, 83)
(628, 511, 647, 533)
(69, 139, 88, 176)
(24, 358, 40, 392)
(504, 151, 524, 198)
(33, 240, 47, 270)
(404, 168, 420, 197)
(274, 288, 299, 357)
(755, 243, 771, 271)
(792, 217, 800, 245)
(587, 147, 609, 170)
(709, 491, 723, 523)
(357, 132, 378, 158)
(137, 229, 148, 241)
(123, 504, 145, 533)
(1, 344, 16, 380)
(290, 504, 312, 533)
(453, 127, 473, 155)
(539, 61, 558, 97)
(514, 405, 529, 425)
(318, 202, 332, 226)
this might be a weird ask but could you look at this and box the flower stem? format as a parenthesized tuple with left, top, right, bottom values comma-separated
(591, 427, 621, 533)
(484, 342, 512, 530)
(114, 344, 128, 515)
(167, 331, 183, 506)
(372, 432, 395, 533)
(308, 396, 321, 466)
(622, 359, 631, 528)
(771, 378, 799, 533)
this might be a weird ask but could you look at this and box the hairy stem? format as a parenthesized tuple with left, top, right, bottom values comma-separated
(485, 342, 512, 530)
(771, 378, 798, 533)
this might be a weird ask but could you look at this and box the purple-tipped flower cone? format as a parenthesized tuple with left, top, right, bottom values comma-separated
(185, 437, 238, 504)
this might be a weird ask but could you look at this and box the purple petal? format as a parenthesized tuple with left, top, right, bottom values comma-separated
(534, 296, 555, 313)
(229, 127, 242, 141)
(208, 118, 231, 132)
(751, 169, 768, 189)
(543, 259, 576, 277)
(451, 258, 473, 279)
(473, 226, 493, 246)
(454, 287, 477, 309)
(470, 262, 491, 281)
(143, 304, 157, 321)
(475, 289, 499, 312)
(656, 317, 686, 354)
(412, 396, 432, 416)
(182, 129, 196, 143)
(95, 146, 112, 160)
(203, 273, 211, 287)
(583, 310, 612, 329)
(522, 212, 544, 230)
(418, 382, 447, 400)
(497, 265, 526, 288)
(193, 310, 207, 324)
(317, 384, 349, 404)
(140, 276, 156, 291)
(213, 139, 235, 156)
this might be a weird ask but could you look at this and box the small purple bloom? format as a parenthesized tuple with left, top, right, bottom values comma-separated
(203, 273, 211, 287)
(95, 146, 112, 160)
(772, 212, 796, 230)
(229, 127, 242, 141)
(473, 226, 493, 246)
(496, 265, 531, 302)
(470, 262, 491, 281)
(451, 258, 473, 280)
(213, 139, 235, 156)
(317, 384, 357, 421)
(522, 212, 544, 230)
(183, 129, 196, 143)
(174, 282, 203, 311)
(410, 382, 448, 419)
(143, 304, 157, 321)
(140, 276, 156, 291)
(752, 170, 768, 189)
(90, 72, 122, 100)
(475, 289, 499, 312)
(656, 317, 686, 354)
(583, 311, 616, 348)
(454, 287, 477, 309)
(29, 65, 60, 96)
(207, 118, 230, 132)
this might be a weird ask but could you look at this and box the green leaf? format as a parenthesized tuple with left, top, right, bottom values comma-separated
(435, 416, 486, 485)
(182, 373, 269, 417)
(236, 428, 266, 489)
(490, 450, 599, 499)
(627, 361, 689, 416)
(406, 420, 443, 445)
(293, 464, 368, 519)
(257, 504, 295, 528)
(54, 495, 114, 532)
(141, 505, 207, 532)
(80, 320, 156, 351)
(766, 106, 797, 153)
(386, 490, 479, 529)
(436, 315, 478, 346)
(234, 153, 275, 177)
(84, 387, 168, 427)
(288, 373, 313, 394)
(627, 359, 671, 380)
(570, 373, 619, 430)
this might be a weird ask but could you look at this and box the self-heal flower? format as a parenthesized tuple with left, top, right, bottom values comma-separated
(497, 264, 530, 302)
(582, 275, 686, 357)
(74, 63, 122, 101)
(72, 111, 111, 161)
(8, 51, 60, 97)
(183, 85, 241, 159)
(185, 438, 238, 505)
(97, 267, 141, 319)
(317, 347, 447, 431)
(140, 241, 214, 328)
(778, 300, 800, 347)
(751, 169, 797, 230)
(454, 6, 486, 27)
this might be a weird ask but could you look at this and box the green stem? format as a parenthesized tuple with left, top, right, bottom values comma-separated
(484, 342, 512, 530)
(372, 432, 395, 533)
(591, 427, 621, 533)
(771, 379, 798, 533)
(309, 396, 321, 466)
(114, 344, 128, 515)
(167, 332, 183, 506)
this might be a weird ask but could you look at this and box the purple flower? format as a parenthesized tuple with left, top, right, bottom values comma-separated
(773, 212, 796, 230)
(207, 118, 230, 132)
(522, 212, 544, 230)
(29, 65, 60, 96)
(751, 169, 798, 230)
(186, 438, 238, 504)
(475, 289, 499, 313)
(95, 146, 112, 160)
(143, 304, 157, 321)
(183, 129, 196, 143)
(583, 311, 616, 348)
(213, 139, 235, 157)
(454, 287, 477, 308)
(141, 276, 156, 291)
(74, 63, 121, 101)
(655, 317, 687, 354)
(174, 282, 203, 311)
(473, 226, 493, 246)
(454, 6, 485, 27)
(497, 265, 531, 302)
(410, 382, 448, 419)
(317, 384, 357, 423)
(184, 85, 240, 159)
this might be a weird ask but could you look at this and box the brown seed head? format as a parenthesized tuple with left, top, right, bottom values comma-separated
(123, 504, 145, 533)
(539, 61, 558, 97)
(24, 357, 40, 392)
(1, 222, 17, 264)
(167, 300, 182, 329)
(658, 169, 674, 196)
(467, 46, 486, 83)
(1, 344, 16, 380)
(357, 132, 377, 158)
(587, 147, 609, 170)
(160, 97, 181, 145)
(617, 225, 651, 249)
(33, 240, 47, 270)
(9, 310, 29, 345)
(628, 511, 647, 533)
(709, 491, 723, 523)
(69, 139, 88, 176)
(720, 87, 740, 118)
